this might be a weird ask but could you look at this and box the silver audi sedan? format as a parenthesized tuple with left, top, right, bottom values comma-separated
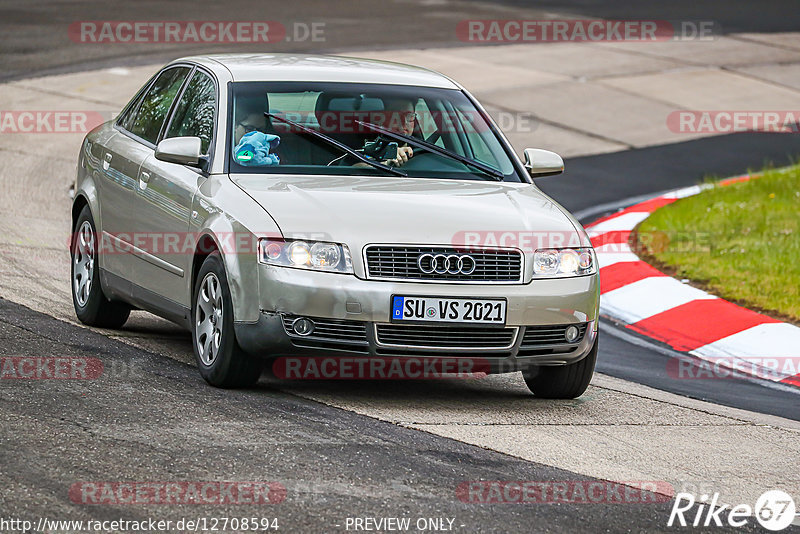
(71, 54, 599, 397)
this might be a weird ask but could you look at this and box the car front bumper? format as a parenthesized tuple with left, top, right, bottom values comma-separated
(233, 265, 599, 372)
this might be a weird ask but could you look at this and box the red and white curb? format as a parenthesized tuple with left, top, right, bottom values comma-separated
(585, 176, 800, 388)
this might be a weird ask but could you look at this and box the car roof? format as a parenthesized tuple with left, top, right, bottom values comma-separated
(173, 53, 460, 89)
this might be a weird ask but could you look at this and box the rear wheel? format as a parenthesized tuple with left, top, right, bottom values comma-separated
(523, 335, 598, 399)
(71, 205, 131, 328)
(192, 252, 262, 388)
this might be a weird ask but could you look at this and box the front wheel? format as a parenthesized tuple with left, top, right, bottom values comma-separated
(523, 335, 598, 399)
(192, 252, 262, 388)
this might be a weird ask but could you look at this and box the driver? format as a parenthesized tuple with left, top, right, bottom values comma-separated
(361, 98, 417, 168)
(385, 98, 416, 166)
(384, 98, 417, 167)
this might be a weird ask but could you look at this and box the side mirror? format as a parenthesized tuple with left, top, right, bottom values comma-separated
(155, 136, 202, 166)
(523, 148, 564, 177)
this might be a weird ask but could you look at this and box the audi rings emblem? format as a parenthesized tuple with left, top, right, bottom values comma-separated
(417, 253, 477, 275)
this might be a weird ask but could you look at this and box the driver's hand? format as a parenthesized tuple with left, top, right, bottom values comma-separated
(388, 146, 414, 167)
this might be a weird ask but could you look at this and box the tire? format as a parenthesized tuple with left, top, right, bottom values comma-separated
(71, 205, 131, 328)
(192, 252, 262, 388)
(523, 335, 598, 399)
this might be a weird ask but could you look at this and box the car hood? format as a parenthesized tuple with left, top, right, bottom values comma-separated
(231, 174, 582, 251)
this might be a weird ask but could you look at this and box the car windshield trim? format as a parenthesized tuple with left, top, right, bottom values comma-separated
(354, 119, 505, 181)
(264, 112, 407, 177)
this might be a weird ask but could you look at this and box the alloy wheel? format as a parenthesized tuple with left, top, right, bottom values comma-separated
(73, 221, 95, 307)
(195, 272, 224, 366)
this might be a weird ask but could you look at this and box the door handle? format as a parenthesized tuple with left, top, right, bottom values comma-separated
(104, 153, 113, 162)
(140, 171, 151, 183)
(103, 152, 112, 170)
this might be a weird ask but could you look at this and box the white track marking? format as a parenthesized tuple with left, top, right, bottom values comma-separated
(601, 277, 716, 324)
(586, 211, 650, 233)
(690, 323, 800, 381)
(594, 242, 642, 268)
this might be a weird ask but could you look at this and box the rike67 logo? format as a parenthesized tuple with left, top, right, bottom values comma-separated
(668, 490, 797, 531)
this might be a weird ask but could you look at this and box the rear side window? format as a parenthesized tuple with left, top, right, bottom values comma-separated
(165, 70, 217, 154)
(125, 66, 190, 145)
(116, 73, 156, 132)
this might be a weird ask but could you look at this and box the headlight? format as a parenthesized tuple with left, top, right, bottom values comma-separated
(533, 247, 595, 277)
(258, 239, 353, 273)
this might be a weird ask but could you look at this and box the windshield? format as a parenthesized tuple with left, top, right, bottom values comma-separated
(228, 81, 522, 182)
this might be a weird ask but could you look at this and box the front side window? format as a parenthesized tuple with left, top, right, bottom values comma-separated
(228, 81, 522, 182)
(125, 66, 191, 145)
(165, 70, 217, 154)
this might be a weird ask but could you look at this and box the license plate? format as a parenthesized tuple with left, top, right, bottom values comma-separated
(391, 296, 506, 324)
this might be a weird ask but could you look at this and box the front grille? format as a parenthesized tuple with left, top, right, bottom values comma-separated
(365, 246, 522, 282)
(282, 315, 368, 346)
(375, 323, 517, 349)
(520, 323, 587, 349)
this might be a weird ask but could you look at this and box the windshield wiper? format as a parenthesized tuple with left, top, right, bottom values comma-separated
(264, 113, 407, 177)
(354, 120, 505, 181)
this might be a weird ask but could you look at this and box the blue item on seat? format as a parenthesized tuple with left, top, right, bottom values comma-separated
(234, 131, 281, 166)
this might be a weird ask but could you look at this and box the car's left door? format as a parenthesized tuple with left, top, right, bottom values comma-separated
(129, 68, 218, 315)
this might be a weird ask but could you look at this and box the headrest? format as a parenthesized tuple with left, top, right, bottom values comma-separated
(236, 93, 269, 119)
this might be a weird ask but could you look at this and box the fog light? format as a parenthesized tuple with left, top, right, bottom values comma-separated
(292, 317, 315, 336)
(565, 325, 580, 343)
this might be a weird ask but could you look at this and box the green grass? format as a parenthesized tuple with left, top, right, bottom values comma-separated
(636, 164, 800, 322)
